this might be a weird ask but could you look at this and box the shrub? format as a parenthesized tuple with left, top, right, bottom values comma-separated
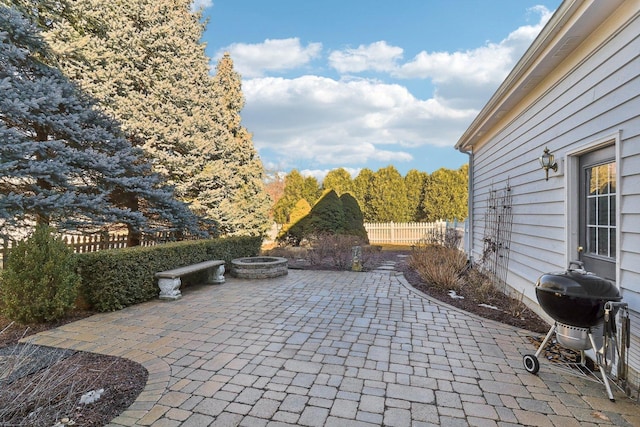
(307, 190, 345, 235)
(306, 233, 375, 270)
(0, 225, 79, 323)
(340, 193, 369, 242)
(408, 244, 467, 292)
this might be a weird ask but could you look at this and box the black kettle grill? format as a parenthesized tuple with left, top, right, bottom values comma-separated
(523, 261, 628, 401)
(535, 264, 621, 328)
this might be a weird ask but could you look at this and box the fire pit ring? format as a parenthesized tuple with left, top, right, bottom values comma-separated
(231, 256, 288, 279)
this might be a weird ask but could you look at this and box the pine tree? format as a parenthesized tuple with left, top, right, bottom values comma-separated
(370, 166, 410, 222)
(322, 168, 353, 195)
(0, 5, 201, 238)
(210, 53, 271, 235)
(423, 165, 468, 222)
(353, 168, 376, 222)
(20, 0, 271, 236)
(340, 193, 368, 242)
(307, 190, 345, 235)
(405, 169, 428, 222)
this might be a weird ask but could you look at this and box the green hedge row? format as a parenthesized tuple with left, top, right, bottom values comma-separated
(76, 236, 261, 312)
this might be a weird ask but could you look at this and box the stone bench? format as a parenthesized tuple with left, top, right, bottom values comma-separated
(156, 260, 225, 300)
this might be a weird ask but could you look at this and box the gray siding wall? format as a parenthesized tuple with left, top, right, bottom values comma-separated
(469, 15, 640, 382)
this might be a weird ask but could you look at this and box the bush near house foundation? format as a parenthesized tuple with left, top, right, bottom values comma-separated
(77, 236, 261, 312)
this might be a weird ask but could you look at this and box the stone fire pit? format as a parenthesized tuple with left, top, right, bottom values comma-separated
(231, 256, 288, 279)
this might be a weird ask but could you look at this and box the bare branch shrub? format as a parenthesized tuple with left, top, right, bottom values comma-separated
(306, 233, 368, 270)
(509, 289, 529, 318)
(0, 343, 84, 425)
(0, 326, 130, 426)
(464, 265, 499, 301)
(424, 225, 463, 249)
(409, 243, 468, 292)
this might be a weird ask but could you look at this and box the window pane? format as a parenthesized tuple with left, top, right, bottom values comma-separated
(588, 168, 598, 195)
(588, 227, 597, 254)
(598, 196, 608, 226)
(598, 228, 608, 256)
(583, 159, 616, 260)
(608, 163, 617, 193)
(610, 195, 616, 226)
(588, 197, 596, 226)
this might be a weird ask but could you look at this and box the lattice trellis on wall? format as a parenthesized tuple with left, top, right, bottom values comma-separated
(481, 180, 514, 292)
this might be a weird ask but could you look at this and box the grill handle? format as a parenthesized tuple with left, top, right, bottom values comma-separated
(568, 260, 585, 271)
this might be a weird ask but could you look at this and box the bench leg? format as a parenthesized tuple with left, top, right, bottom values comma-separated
(207, 264, 225, 284)
(158, 277, 182, 300)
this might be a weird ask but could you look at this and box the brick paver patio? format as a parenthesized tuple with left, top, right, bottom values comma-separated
(26, 265, 640, 426)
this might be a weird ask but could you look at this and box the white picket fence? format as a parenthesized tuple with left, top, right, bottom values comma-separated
(364, 220, 466, 247)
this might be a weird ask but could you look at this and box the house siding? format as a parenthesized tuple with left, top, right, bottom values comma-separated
(469, 11, 640, 383)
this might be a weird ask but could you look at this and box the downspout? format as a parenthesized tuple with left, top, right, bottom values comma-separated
(460, 149, 474, 262)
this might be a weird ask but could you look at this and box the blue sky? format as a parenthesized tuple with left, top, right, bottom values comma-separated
(194, 1, 561, 181)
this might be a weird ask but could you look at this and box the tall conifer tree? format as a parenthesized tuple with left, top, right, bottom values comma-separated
(353, 168, 376, 222)
(21, 0, 270, 236)
(322, 168, 353, 195)
(210, 53, 271, 235)
(0, 5, 200, 239)
(370, 166, 410, 222)
(405, 169, 428, 222)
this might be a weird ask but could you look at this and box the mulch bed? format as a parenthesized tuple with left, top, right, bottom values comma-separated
(0, 314, 147, 426)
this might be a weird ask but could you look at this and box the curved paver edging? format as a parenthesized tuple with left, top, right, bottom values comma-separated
(231, 256, 288, 279)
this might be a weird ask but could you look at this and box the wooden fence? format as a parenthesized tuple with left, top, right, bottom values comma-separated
(364, 220, 466, 247)
(0, 231, 184, 269)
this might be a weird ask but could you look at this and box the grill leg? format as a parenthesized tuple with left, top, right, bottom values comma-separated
(535, 324, 557, 358)
(588, 332, 615, 401)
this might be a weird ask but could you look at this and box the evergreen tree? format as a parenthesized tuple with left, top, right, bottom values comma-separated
(277, 198, 311, 242)
(405, 169, 428, 222)
(272, 170, 320, 224)
(423, 165, 468, 222)
(303, 176, 321, 205)
(209, 53, 271, 235)
(353, 168, 376, 222)
(0, 5, 200, 239)
(22, 0, 268, 236)
(340, 193, 368, 242)
(289, 199, 312, 227)
(305, 190, 345, 235)
(322, 168, 353, 195)
(370, 166, 410, 222)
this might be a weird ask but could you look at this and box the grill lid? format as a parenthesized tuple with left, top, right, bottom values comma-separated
(536, 269, 620, 300)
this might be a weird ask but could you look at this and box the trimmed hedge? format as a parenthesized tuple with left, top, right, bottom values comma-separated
(76, 236, 261, 312)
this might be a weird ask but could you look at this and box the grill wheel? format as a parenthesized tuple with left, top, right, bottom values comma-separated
(523, 354, 540, 374)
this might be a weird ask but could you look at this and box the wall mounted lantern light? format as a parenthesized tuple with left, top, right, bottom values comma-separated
(539, 147, 558, 181)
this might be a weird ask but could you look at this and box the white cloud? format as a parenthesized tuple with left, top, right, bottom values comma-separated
(191, 0, 213, 12)
(225, 6, 552, 172)
(328, 41, 404, 73)
(392, 6, 553, 109)
(215, 38, 322, 78)
(242, 76, 476, 169)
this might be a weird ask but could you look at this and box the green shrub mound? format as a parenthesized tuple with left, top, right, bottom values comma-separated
(279, 190, 369, 245)
(0, 225, 80, 324)
(340, 193, 368, 242)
